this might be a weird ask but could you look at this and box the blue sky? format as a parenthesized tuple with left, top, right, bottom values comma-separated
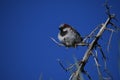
(0, 0, 120, 80)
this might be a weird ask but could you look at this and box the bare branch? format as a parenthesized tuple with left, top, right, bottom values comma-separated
(72, 15, 114, 79)
(109, 22, 120, 31)
(82, 70, 92, 80)
(57, 59, 68, 71)
(76, 42, 89, 46)
(55, 1, 118, 80)
(107, 29, 114, 52)
(83, 25, 101, 42)
(39, 73, 43, 80)
(92, 51, 103, 80)
(104, 69, 113, 80)
(104, 1, 112, 18)
(69, 72, 75, 80)
(97, 44, 107, 69)
(50, 37, 64, 46)
(57, 59, 78, 72)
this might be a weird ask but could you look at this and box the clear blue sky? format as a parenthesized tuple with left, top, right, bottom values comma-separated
(0, 0, 120, 80)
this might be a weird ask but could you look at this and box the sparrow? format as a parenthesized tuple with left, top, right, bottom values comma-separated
(58, 24, 85, 47)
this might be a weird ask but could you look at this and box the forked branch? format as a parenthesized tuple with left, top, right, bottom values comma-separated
(71, 14, 116, 80)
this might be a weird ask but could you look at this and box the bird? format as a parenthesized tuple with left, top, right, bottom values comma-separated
(58, 24, 85, 47)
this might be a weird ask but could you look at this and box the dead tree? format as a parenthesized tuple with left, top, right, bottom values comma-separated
(67, 3, 119, 80)
(51, 2, 119, 80)
(57, 3, 119, 80)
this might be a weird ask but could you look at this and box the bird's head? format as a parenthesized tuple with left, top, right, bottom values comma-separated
(59, 24, 71, 32)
